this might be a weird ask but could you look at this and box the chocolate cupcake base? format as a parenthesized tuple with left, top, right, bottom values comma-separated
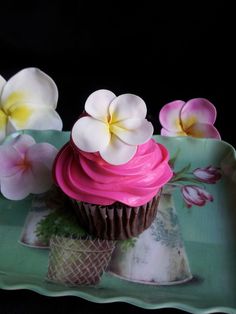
(73, 191, 161, 240)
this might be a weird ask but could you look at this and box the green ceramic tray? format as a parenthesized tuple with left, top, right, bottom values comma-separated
(0, 130, 236, 314)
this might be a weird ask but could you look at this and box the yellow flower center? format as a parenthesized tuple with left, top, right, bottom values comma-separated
(106, 112, 127, 135)
(0, 92, 33, 128)
(179, 115, 198, 137)
(182, 116, 197, 131)
(0, 109, 7, 129)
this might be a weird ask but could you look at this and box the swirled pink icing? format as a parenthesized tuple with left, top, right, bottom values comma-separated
(53, 138, 173, 207)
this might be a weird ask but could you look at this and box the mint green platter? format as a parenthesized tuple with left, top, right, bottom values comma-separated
(0, 130, 236, 314)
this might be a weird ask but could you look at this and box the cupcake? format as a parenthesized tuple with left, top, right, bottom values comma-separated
(53, 89, 173, 240)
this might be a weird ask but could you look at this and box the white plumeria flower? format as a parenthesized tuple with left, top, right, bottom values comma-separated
(0, 67, 63, 142)
(72, 89, 154, 165)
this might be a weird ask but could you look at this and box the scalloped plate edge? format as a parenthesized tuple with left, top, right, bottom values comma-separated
(0, 276, 235, 314)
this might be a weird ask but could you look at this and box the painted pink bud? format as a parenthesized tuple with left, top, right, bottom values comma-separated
(181, 185, 213, 208)
(193, 166, 222, 184)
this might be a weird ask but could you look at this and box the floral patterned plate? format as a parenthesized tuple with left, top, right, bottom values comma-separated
(0, 130, 236, 314)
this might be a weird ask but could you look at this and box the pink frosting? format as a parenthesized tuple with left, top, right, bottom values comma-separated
(53, 138, 173, 207)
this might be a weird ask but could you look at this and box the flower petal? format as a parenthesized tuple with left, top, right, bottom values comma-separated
(0, 145, 22, 177)
(185, 123, 221, 139)
(8, 105, 63, 131)
(0, 110, 7, 142)
(111, 119, 153, 145)
(0, 134, 36, 177)
(85, 89, 116, 121)
(193, 166, 222, 184)
(10, 134, 36, 154)
(159, 100, 185, 132)
(72, 116, 110, 152)
(109, 94, 147, 122)
(160, 127, 186, 137)
(0, 75, 6, 94)
(181, 185, 213, 207)
(199, 188, 214, 201)
(26, 143, 58, 170)
(0, 170, 33, 200)
(1, 67, 58, 110)
(0, 162, 53, 200)
(114, 118, 144, 129)
(5, 118, 16, 136)
(182, 186, 202, 207)
(181, 98, 217, 131)
(100, 134, 137, 165)
(5, 102, 34, 129)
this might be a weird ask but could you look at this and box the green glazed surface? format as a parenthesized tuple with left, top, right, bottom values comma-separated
(0, 130, 236, 313)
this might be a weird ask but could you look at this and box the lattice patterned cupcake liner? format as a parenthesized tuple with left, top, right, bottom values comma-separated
(47, 236, 116, 286)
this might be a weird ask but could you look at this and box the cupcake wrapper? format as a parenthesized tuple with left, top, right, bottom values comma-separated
(47, 236, 116, 286)
(73, 191, 161, 240)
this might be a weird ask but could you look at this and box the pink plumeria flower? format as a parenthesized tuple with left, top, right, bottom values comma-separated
(181, 185, 213, 208)
(159, 98, 220, 139)
(72, 89, 153, 165)
(0, 134, 58, 200)
(193, 166, 222, 184)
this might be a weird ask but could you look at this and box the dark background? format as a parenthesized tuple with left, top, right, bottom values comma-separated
(0, 1, 234, 144)
(0, 1, 233, 313)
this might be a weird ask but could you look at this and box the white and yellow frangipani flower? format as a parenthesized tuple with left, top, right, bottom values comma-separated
(72, 89, 154, 165)
(0, 67, 63, 142)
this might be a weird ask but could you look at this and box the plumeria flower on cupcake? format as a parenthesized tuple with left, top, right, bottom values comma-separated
(71, 89, 154, 165)
(0, 67, 62, 143)
(0, 134, 58, 200)
(159, 98, 220, 139)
